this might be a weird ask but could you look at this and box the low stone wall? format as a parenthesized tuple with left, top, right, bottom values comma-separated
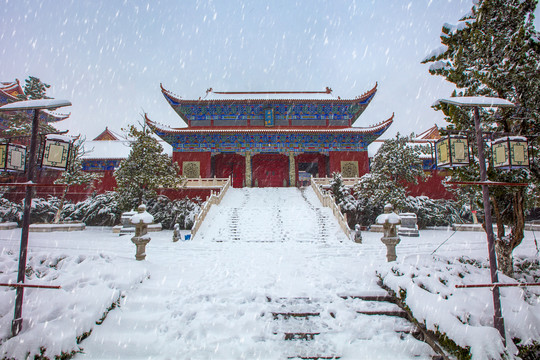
(29, 223, 86, 232)
(369, 223, 539, 233)
(0, 222, 18, 230)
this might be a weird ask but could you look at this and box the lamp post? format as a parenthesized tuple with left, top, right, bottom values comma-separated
(0, 99, 71, 336)
(438, 96, 515, 346)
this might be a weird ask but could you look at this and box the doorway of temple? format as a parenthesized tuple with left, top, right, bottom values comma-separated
(252, 153, 289, 187)
(214, 153, 245, 188)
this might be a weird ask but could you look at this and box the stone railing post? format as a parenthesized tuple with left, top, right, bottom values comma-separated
(130, 204, 154, 261)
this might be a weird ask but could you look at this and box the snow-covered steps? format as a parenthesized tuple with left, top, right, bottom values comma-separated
(263, 294, 441, 360)
(196, 187, 348, 243)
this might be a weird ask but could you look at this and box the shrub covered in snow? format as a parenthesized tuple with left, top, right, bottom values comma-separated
(330, 179, 464, 229)
(0, 197, 63, 225)
(0, 198, 22, 224)
(30, 197, 61, 224)
(0, 192, 203, 229)
(401, 195, 463, 228)
(145, 195, 203, 230)
(61, 192, 122, 226)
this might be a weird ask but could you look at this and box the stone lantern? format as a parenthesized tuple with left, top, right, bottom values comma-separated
(376, 204, 401, 262)
(130, 204, 154, 260)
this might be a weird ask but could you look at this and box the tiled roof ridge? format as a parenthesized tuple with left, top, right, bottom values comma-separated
(160, 83, 378, 103)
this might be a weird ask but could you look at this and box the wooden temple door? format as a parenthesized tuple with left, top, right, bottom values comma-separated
(214, 153, 245, 188)
(252, 154, 289, 187)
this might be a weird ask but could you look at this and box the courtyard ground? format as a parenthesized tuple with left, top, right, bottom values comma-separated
(0, 187, 539, 359)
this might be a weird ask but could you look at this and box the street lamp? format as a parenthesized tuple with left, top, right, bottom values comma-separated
(438, 96, 515, 346)
(0, 98, 71, 336)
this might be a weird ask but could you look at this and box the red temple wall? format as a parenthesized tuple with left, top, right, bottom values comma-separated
(328, 151, 369, 176)
(173, 152, 212, 177)
(406, 170, 454, 200)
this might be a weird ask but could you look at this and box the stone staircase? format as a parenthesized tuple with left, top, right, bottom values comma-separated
(189, 188, 448, 358)
(199, 187, 344, 244)
(263, 292, 446, 360)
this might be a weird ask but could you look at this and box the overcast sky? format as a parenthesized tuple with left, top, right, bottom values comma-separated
(1, 1, 539, 139)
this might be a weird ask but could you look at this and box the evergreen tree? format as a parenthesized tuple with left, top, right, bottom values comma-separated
(423, 0, 540, 276)
(23, 76, 51, 100)
(53, 138, 102, 223)
(346, 133, 427, 226)
(330, 172, 347, 206)
(114, 124, 182, 211)
(1, 76, 57, 138)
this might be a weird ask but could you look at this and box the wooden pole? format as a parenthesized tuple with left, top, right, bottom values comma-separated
(11, 109, 40, 337)
(473, 106, 506, 345)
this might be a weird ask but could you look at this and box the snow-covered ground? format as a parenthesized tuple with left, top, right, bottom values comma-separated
(0, 187, 539, 359)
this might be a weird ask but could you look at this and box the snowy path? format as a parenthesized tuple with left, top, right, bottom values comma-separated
(195, 187, 341, 243)
(72, 188, 436, 359)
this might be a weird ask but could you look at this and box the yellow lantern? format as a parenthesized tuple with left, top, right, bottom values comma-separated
(5, 144, 27, 172)
(491, 136, 529, 170)
(0, 143, 6, 170)
(435, 135, 470, 168)
(40, 135, 73, 170)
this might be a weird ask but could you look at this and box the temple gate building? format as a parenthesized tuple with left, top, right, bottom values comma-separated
(147, 84, 393, 188)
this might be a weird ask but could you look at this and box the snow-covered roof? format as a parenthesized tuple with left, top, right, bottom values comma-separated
(161, 83, 378, 103)
(82, 139, 173, 160)
(414, 125, 440, 141)
(92, 127, 125, 141)
(368, 140, 433, 159)
(0, 80, 24, 99)
(436, 97, 515, 108)
(46, 134, 75, 142)
(0, 99, 72, 111)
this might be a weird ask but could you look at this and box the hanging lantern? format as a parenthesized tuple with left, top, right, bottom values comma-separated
(3, 143, 27, 172)
(491, 136, 529, 170)
(435, 135, 470, 168)
(0, 143, 6, 170)
(41, 135, 73, 170)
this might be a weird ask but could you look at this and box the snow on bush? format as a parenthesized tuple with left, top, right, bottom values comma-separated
(145, 195, 203, 230)
(62, 191, 121, 226)
(0, 193, 203, 230)
(378, 254, 540, 359)
(401, 196, 463, 228)
(0, 250, 149, 359)
(0, 198, 22, 224)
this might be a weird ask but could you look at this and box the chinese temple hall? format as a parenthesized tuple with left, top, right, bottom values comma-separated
(147, 84, 394, 188)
